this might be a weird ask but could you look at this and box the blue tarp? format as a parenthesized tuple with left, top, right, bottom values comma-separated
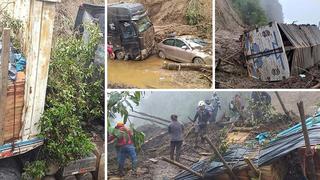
(0, 41, 26, 81)
(256, 113, 320, 144)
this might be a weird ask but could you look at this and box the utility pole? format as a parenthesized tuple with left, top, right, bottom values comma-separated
(297, 101, 316, 180)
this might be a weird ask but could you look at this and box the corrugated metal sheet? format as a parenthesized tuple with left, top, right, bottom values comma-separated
(278, 24, 320, 75)
(244, 22, 290, 81)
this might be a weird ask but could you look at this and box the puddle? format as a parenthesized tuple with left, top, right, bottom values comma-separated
(107, 55, 179, 89)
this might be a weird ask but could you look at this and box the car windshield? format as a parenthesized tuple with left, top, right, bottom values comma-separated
(185, 37, 208, 48)
(135, 16, 152, 33)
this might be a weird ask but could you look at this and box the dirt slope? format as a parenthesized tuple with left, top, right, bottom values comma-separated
(54, 0, 104, 37)
(215, 0, 243, 31)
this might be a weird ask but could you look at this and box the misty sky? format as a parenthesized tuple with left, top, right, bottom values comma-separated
(279, 0, 320, 25)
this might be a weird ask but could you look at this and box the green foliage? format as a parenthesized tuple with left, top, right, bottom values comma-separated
(22, 161, 46, 180)
(210, 127, 229, 161)
(231, 0, 268, 26)
(247, 99, 285, 126)
(107, 91, 145, 150)
(0, 10, 23, 49)
(37, 23, 103, 168)
(107, 91, 142, 125)
(130, 124, 145, 151)
(186, 0, 204, 25)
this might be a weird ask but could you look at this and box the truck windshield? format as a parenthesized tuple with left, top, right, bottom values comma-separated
(135, 16, 152, 33)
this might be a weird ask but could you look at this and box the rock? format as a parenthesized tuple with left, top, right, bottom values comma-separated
(46, 163, 60, 176)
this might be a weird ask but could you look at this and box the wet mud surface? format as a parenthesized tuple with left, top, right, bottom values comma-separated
(108, 56, 211, 89)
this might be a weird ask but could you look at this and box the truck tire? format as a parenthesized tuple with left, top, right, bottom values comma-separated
(63, 175, 77, 180)
(115, 50, 125, 60)
(0, 158, 21, 180)
(76, 172, 93, 180)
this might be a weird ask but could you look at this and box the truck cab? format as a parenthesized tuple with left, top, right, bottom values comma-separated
(107, 2, 155, 60)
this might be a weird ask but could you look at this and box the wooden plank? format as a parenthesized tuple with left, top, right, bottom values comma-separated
(0, 28, 11, 145)
(21, 0, 43, 140)
(30, 1, 57, 137)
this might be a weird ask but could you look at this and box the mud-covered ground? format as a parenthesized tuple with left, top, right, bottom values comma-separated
(108, 56, 211, 89)
(107, 0, 213, 89)
(215, 30, 320, 89)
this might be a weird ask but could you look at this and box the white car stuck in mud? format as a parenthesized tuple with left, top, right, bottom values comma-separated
(157, 36, 212, 64)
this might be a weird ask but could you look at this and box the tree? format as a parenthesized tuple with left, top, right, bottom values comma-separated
(107, 91, 145, 151)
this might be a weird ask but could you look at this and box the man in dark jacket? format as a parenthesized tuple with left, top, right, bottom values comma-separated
(168, 114, 184, 162)
(108, 122, 137, 176)
(193, 101, 211, 147)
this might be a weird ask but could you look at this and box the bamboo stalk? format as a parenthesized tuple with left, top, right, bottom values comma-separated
(161, 157, 203, 178)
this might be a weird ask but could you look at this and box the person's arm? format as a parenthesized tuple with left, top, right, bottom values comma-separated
(168, 125, 171, 133)
(193, 112, 198, 122)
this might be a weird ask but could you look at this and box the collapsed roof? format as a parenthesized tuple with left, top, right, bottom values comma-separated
(243, 22, 320, 81)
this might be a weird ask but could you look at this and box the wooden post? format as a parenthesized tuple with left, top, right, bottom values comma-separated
(204, 136, 238, 180)
(161, 157, 204, 178)
(0, 28, 10, 145)
(275, 92, 290, 117)
(297, 101, 316, 180)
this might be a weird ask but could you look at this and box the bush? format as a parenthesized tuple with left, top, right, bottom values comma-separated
(23, 23, 103, 178)
(231, 0, 268, 26)
(186, 0, 204, 25)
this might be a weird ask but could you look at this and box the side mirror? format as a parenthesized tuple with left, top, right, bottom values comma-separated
(181, 46, 188, 50)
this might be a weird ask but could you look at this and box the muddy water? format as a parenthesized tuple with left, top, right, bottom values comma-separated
(108, 55, 179, 88)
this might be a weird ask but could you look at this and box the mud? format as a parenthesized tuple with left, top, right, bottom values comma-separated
(108, 56, 211, 89)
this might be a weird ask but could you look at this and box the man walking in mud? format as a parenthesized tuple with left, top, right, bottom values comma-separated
(193, 101, 211, 147)
(108, 122, 138, 177)
(168, 114, 184, 162)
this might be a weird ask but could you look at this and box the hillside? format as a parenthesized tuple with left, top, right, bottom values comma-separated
(108, 0, 212, 39)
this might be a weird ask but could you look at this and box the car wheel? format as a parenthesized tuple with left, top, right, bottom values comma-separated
(158, 51, 166, 59)
(193, 57, 205, 64)
(115, 50, 125, 60)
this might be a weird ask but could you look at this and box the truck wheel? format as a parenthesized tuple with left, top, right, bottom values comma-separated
(193, 57, 205, 64)
(0, 158, 21, 180)
(158, 51, 166, 59)
(63, 175, 77, 180)
(115, 51, 125, 60)
(76, 172, 93, 180)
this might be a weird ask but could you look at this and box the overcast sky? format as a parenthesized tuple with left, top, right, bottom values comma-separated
(279, 0, 320, 25)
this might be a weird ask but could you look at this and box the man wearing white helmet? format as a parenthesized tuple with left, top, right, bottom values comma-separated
(193, 101, 211, 147)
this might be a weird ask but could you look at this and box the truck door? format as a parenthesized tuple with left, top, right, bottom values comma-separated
(119, 21, 140, 59)
(244, 22, 290, 81)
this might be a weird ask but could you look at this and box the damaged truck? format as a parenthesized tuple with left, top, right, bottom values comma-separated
(107, 2, 155, 60)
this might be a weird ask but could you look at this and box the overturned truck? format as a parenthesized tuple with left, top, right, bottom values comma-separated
(243, 22, 320, 81)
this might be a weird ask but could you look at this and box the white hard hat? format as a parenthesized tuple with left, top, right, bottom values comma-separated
(198, 101, 205, 107)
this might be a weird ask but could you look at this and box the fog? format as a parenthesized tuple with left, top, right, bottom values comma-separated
(279, 0, 320, 25)
(128, 91, 251, 127)
(259, 0, 284, 23)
